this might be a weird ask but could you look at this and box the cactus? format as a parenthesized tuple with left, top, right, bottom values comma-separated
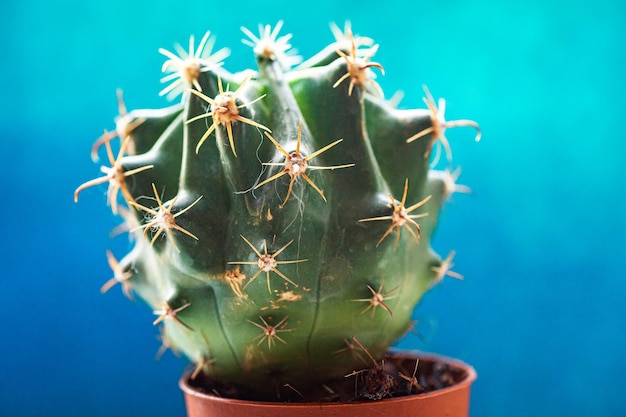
(75, 21, 480, 399)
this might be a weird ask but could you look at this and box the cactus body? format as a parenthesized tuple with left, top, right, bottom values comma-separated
(76, 23, 479, 399)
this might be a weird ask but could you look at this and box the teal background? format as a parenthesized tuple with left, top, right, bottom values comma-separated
(1, 0, 624, 416)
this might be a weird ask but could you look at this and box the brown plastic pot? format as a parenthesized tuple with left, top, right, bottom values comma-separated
(179, 351, 476, 417)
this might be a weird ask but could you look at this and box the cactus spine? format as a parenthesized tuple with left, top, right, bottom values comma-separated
(75, 22, 480, 399)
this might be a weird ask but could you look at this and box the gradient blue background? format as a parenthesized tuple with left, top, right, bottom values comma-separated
(2, 0, 624, 416)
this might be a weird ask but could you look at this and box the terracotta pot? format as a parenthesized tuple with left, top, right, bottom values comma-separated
(179, 351, 476, 417)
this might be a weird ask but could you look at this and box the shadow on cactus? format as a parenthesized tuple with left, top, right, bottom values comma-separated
(75, 21, 480, 401)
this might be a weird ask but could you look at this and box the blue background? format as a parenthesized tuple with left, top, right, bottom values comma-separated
(1, 0, 624, 416)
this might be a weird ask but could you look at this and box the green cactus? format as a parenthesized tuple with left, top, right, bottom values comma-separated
(75, 21, 480, 399)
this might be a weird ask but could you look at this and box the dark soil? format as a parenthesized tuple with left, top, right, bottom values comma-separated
(187, 352, 468, 403)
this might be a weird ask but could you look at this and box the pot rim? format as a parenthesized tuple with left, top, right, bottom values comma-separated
(179, 350, 476, 409)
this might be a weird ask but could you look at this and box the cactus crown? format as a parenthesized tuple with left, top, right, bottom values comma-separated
(75, 21, 480, 400)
